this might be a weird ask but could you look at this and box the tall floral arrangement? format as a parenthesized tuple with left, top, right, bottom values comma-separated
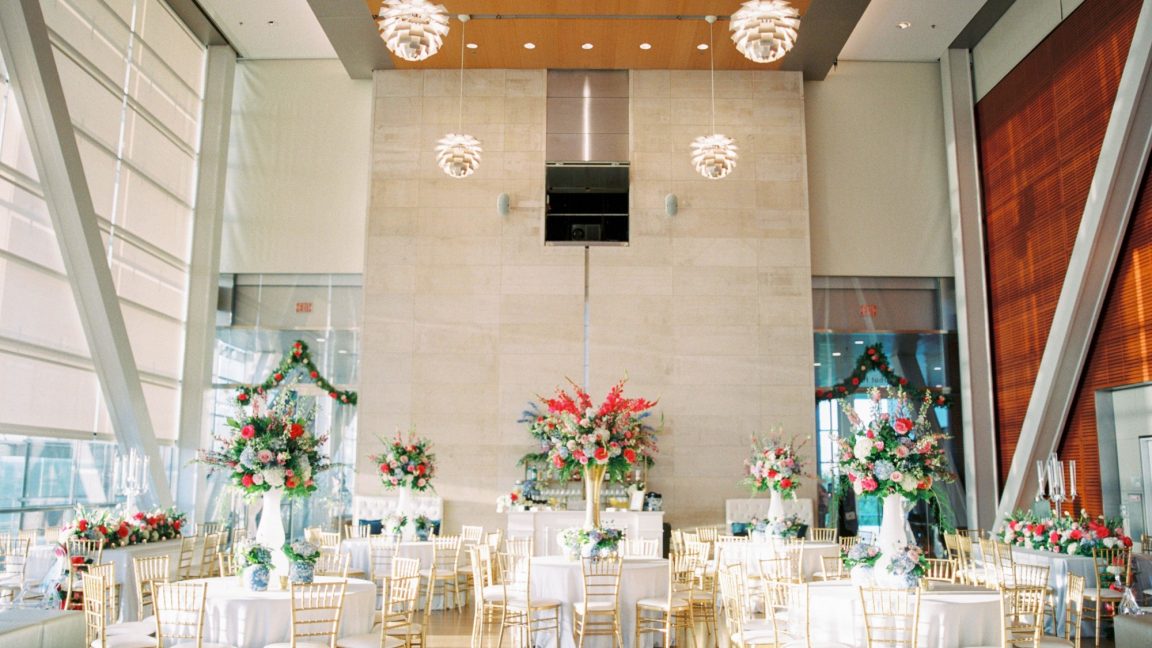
(370, 431, 436, 492)
(197, 392, 329, 497)
(836, 388, 954, 501)
(535, 378, 659, 481)
(744, 433, 806, 496)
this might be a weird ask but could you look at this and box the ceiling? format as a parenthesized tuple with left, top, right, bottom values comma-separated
(194, 0, 998, 77)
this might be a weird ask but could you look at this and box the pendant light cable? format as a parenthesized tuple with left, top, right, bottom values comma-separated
(709, 17, 716, 134)
(456, 15, 467, 131)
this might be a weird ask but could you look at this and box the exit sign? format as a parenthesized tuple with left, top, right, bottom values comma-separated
(295, 302, 313, 313)
(859, 304, 878, 317)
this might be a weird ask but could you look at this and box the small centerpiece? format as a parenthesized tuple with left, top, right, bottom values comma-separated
(765, 513, 807, 539)
(843, 541, 881, 585)
(239, 541, 273, 591)
(414, 515, 433, 541)
(383, 513, 407, 539)
(882, 545, 928, 588)
(744, 432, 807, 523)
(559, 526, 624, 560)
(283, 540, 320, 584)
(837, 388, 954, 573)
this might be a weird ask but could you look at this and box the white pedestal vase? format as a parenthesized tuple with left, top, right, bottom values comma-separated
(873, 493, 914, 587)
(396, 485, 416, 541)
(254, 487, 289, 578)
(767, 489, 785, 522)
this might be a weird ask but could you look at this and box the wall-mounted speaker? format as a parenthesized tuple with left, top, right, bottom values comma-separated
(497, 193, 510, 216)
(665, 193, 678, 216)
(570, 224, 602, 242)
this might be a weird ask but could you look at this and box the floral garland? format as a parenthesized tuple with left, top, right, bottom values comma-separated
(999, 510, 1133, 556)
(744, 432, 806, 496)
(837, 387, 955, 501)
(197, 392, 330, 497)
(232, 340, 357, 406)
(63, 506, 185, 548)
(814, 342, 951, 407)
(535, 378, 660, 482)
(370, 431, 436, 492)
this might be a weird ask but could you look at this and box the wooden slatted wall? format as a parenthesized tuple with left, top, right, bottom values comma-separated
(975, 0, 1140, 513)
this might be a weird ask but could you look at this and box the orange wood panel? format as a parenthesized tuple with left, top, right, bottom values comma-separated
(975, 0, 1141, 513)
(365, 0, 811, 70)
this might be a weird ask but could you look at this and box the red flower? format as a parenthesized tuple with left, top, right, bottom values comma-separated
(850, 377, 860, 386)
(173, 520, 182, 530)
(134, 512, 145, 521)
(416, 464, 427, 475)
(379, 463, 389, 473)
(553, 454, 565, 469)
(815, 389, 825, 398)
(898, 377, 908, 386)
(623, 449, 637, 464)
(71, 556, 85, 566)
(594, 447, 609, 461)
(329, 392, 338, 399)
(1049, 532, 1061, 545)
(97, 525, 107, 535)
(77, 520, 88, 532)
(289, 423, 305, 438)
(310, 371, 319, 379)
(237, 392, 249, 402)
(1123, 536, 1133, 548)
(241, 474, 254, 487)
(285, 477, 298, 489)
(274, 372, 283, 382)
(241, 425, 256, 439)
(510, 493, 519, 502)
(893, 418, 913, 434)
(1070, 529, 1083, 540)
(866, 348, 875, 355)
(767, 469, 778, 478)
(780, 478, 793, 489)
(117, 525, 129, 539)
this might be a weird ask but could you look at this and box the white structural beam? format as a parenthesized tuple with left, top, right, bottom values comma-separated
(0, 0, 171, 505)
(995, 0, 1152, 528)
(175, 46, 236, 522)
(940, 48, 1001, 531)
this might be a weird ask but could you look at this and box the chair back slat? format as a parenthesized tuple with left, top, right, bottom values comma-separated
(154, 581, 208, 645)
(859, 586, 922, 648)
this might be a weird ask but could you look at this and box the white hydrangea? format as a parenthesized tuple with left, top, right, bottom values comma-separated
(900, 474, 919, 492)
(853, 437, 873, 459)
(263, 466, 286, 488)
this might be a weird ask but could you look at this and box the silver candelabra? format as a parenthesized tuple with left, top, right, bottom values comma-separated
(113, 448, 150, 513)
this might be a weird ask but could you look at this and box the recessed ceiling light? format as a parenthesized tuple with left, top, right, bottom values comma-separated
(338, 349, 348, 354)
(854, 340, 864, 345)
(466, 42, 478, 49)
(581, 43, 594, 50)
(697, 43, 709, 50)
(933, 366, 942, 371)
(315, 337, 326, 342)
(832, 352, 842, 357)
(523, 42, 536, 50)
(813, 362, 822, 367)
(897, 21, 912, 29)
(639, 43, 652, 50)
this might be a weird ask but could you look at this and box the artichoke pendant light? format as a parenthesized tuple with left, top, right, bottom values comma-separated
(435, 15, 482, 178)
(378, 0, 450, 62)
(690, 16, 738, 180)
(730, 0, 800, 64)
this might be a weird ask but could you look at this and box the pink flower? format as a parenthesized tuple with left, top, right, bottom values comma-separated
(895, 446, 909, 458)
(241, 425, 256, 439)
(874, 441, 885, 451)
(889, 470, 904, 482)
(894, 418, 913, 434)
(861, 477, 878, 492)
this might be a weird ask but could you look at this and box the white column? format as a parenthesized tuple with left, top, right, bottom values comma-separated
(175, 46, 237, 521)
(0, 0, 171, 506)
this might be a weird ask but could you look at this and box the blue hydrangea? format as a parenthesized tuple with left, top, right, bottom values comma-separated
(873, 460, 895, 480)
(239, 445, 257, 469)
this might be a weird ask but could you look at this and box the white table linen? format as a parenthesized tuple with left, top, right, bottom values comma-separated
(714, 541, 840, 581)
(803, 581, 1000, 648)
(530, 556, 668, 648)
(339, 538, 434, 579)
(184, 576, 375, 648)
(28, 538, 182, 621)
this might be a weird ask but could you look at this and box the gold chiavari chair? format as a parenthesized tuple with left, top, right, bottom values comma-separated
(977, 538, 998, 586)
(636, 552, 696, 648)
(132, 553, 170, 623)
(83, 573, 156, 648)
(316, 551, 351, 578)
(304, 526, 323, 545)
(370, 535, 402, 588)
(1039, 572, 1085, 648)
(621, 537, 660, 558)
(809, 527, 838, 543)
(1083, 546, 1131, 646)
(176, 535, 198, 580)
(839, 536, 859, 552)
(759, 555, 801, 584)
(339, 570, 420, 648)
(1141, 533, 1152, 553)
(0, 537, 29, 602)
(922, 558, 956, 584)
(815, 554, 846, 581)
(670, 529, 685, 555)
(467, 545, 503, 648)
(217, 553, 236, 577)
(197, 531, 224, 578)
(993, 540, 1015, 584)
(85, 562, 154, 639)
(424, 535, 463, 611)
(199, 522, 222, 536)
(994, 584, 1047, 648)
(573, 555, 624, 648)
(318, 531, 342, 552)
(346, 523, 371, 540)
(1012, 562, 1050, 588)
(497, 550, 561, 648)
(461, 525, 484, 546)
(374, 556, 420, 627)
(484, 530, 503, 551)
(153, 581, 234, 648)
(504, 536, 532, 557)
(65, 537, 106, 611)
(718, 564, 774, 648)
(956, 534, 983, 586)
(266, 581, 349, 648)
(385, 558, 432, 648)
(859, 587, 922, 648)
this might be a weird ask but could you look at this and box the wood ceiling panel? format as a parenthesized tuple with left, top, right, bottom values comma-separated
(365, 0, 812, 70)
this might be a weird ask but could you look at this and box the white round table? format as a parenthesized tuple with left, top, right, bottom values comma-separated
(803, 581, 1001, 648)
(340, 538, 435, 578)
(530, 556, 668, 648)
(185, 576, 375, 648)
(714, 541, 840, 581)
